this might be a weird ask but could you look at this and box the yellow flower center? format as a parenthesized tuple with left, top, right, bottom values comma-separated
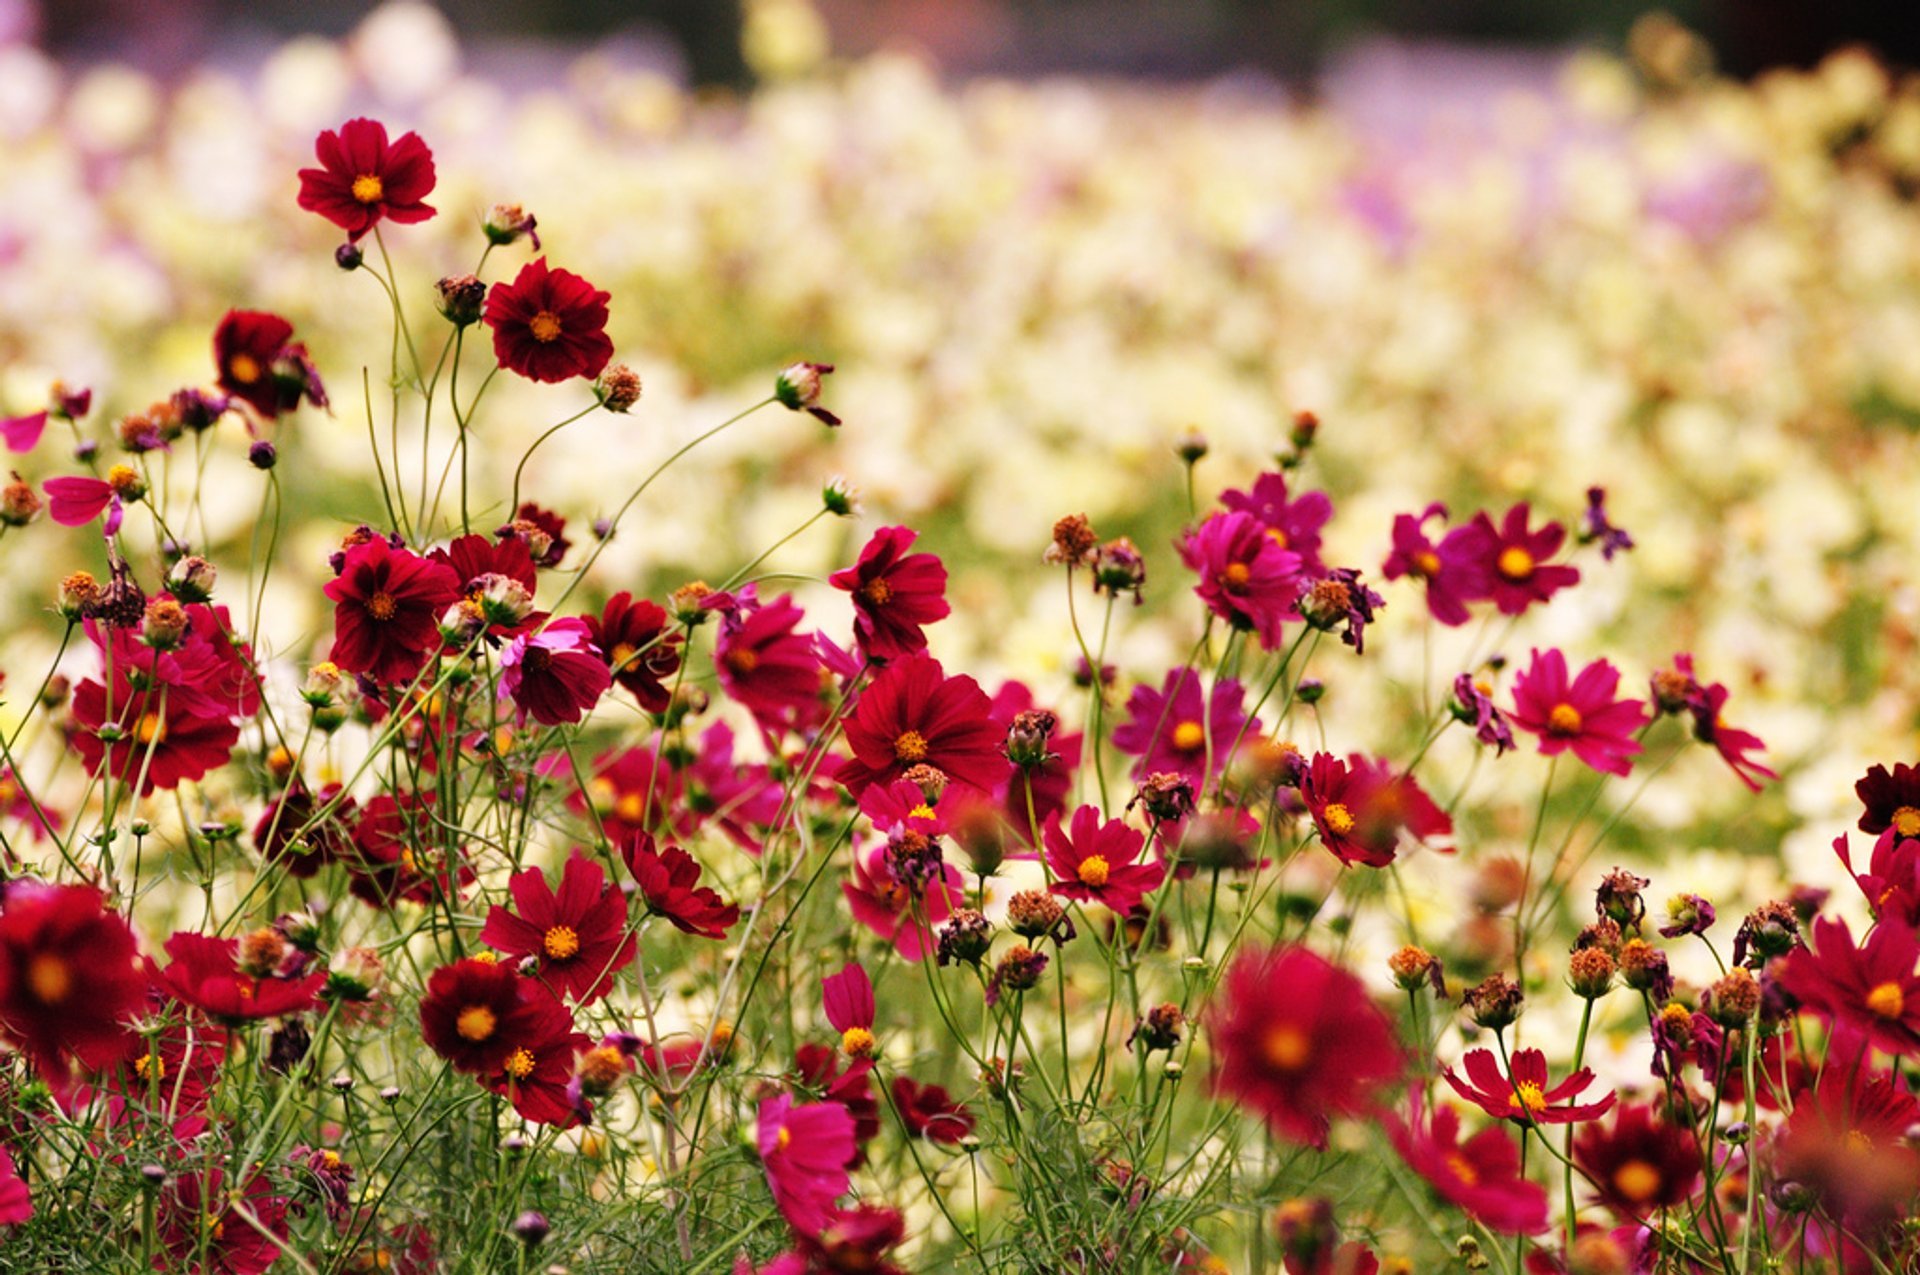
(504, 1047, 536, 1078)
(1844, 1129, 1874, 1155)
(610, 642, 637, 671)
(136, 711, 167, 746)
(1894, 806, 1920, 838)
(909, 803, 935, 820)
(1172, 720, 1207, 752)
(1077, 855, 1112, 887)
(1547, 703, 1584, 736)
(860, 578, 894, 606)
(205, 1214, 225, 1241)
(227, 353, 261, 384)
(614, 792, 647, 823)
(1261, 1023, 1310, 1071)
(471, 951, 499, 965)
(725, 647, 759, 674)
(366, 591, 398, 622)
(1866, 980, 1906, 1020)
(135, 1051, 165, 1081)
(456, 1005, 497, 1042)
(893, 730, 929, 763)
(529, 311, 563, 343)
(776, 1126, 792, 1151)
(1497, 546, 1535, 580)
(1266, 528, 1290, 550)
(1412, 549, 1441, 578)
(543, 925, 580, 961)
(1514, 1081, 1547, 1114)
(1448, 1152, 1480, 1186)
(351, 173, 384, 203)
(26, 954, 70, 1004)
(1223, 562, 1252, 588)
(1322, 802, 1355, 836)
(841, 1026, 875, 1058)
(321, 1150, 341, 1169)
(1612, 1160, 1661, 1204)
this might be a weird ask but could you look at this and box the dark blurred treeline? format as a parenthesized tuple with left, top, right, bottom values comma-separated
(37, 0, 1920, 84)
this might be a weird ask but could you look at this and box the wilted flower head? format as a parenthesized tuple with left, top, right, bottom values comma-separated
(1044, 513, 1099, 567)
(596, 363, 642, 412)
(485, 202, 540, 248)
(1092, 537, 1147, 604)
(1462, 973, 1524, 1031)
(1450, 674, 1514, 754)
(1578, 487, 1634, 560)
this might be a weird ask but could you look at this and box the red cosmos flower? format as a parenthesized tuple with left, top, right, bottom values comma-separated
(1573, 1101, 1701, 1217)
(1854, 761, 1920, 837)
(479, 852, 636, 1005)
(1299, 752, 1453, 868)
(623, 834, 740, 939)
(835, 653, 1008, 797)
(1385, 1094, 1549, 1234)
(822, 962, 877, 1059)
(842, 843, 963, 961)
(420, 957, 555, 1075)
(1179, 509, 1304, 648)
(89, 599, 262, 721)
(1381, 502, 1486, 627)
(1509, 648, 1646, 776)
(576, 744, 681, 843)
(1045, 804, 1167, 913)
(792, 1043, 882, 1156)
(1443, 1047, 1618, 1125)
(586, 592, 682, 712)
(891, 1076, 975, 1145)
(796, 1205, 910, 1275)
(429, 532, 543, 639)
(1774, 1056, 1920, 1233)
(0, 1147, 28, 1225)
(296, 116, 436, 241)
(1455, 503, 1579, 615)
(0, 883, 144, 1077)
(87, 1004, 227, 1135)
(344, 791, 471, 908)
(0, 768, 59, 843)
(829, 525, 951, 662)
(678, 720, 784, 851)
(326, 538, 462, 686)
(499, 618, 612, 726)
(1220, 471, 1334, 576)
(253, 782, 355, 877)
(505, 501, 571, 567)
(482, 986, 590, 1128)
(484, 257, 613, 383)
(1777, 916, 1920, 1055)
(1111, 669, 1259, 788)
(716, 590, 826, 739)
(213, 309, 327, 419)
(43, 473, 127, 532)
(157, 1170, 288, 1275)
(156, 932, 326, 1025)
(68, 676, 242, 795)
(1209, 944, 1402, 1149)
(1283, 1242, 1379, 1275)
(758, 1093, 856, 1234)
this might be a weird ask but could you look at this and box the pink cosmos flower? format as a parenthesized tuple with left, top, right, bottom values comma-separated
(1045, 804, 1167, 913)
(500, 618, 611, 726)
(0, 1146, 27, 1224)
(1385, 1093, 1550, 1234)
(1778, 916, 1920, 1056)
(758, 1093, 856, 1234)
(1509, 649, 1646, 776)
(1111, 669, 1259, 787)
(43, 475, 123, 533)
(821, 962, 877, 1058)
(1, 410, 47, 453)
(1454, 503, 1579, 615)
(1381, 502, 1485, 627)
(1178, 509, 1303, 648)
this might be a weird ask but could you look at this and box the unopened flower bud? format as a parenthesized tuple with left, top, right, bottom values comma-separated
(51, 382, 93, 420)
(166, 555, 216, 603)
(774, 361, 839, 425)
(594, 363, 642, 413)
(470, 573, 534, 627)
(1173, 428, 1208, 464)
(58, 571, 102, 620)
(484, 203, 539, 248)
(303, 661, 346, 707)
(435, 273, 487, 326)
(249, 440, 277, 470)
(438, 599, 486, 645)
(1004, 709, 1058, 770)
(668, 581, 714, 626)
(1092, 537, 1146, 603)
(936, 909, 993, 967)
(1388, 945, 1438, 993)
(325, 946, 384, 1002)
(335, 242, 363, 271)
(510, 1211, 550, 1247)
(821, 476, 860, 517)
(1569, 946, 1616, 999)
(1295, 677, 1325, 705)
(1289, 410, 1319, 452)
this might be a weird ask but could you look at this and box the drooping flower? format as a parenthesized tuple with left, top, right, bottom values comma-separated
(890, 1076, 976, 1145)
(499, 618, 611, 726)
(479, 852, 636, 1005)
(1652, 654, 1778, 791)
(1777, 916, 1920, 1056)
(622, 834, 739, 939)
(44, 470, 142, 534)
(156, 1170, 288, 1275)
(1385, 1094, 1549, 1234)
(296, 117, 437, 241)
(821, 962, 877, 1059)
(829, 525, 950, 662)
(1209, 944, 1402, 1149)
(1295, 567, 1385, 654)
(1579, 486, 1634, 560)
(1573, 1101, 1702, 1217)
(1178, 509, 1304, 648)
(1044, 804, 1167, 913)
(213, 309, 328, 419)
(758, 1093, 856, 1234)
(1111, 669, 1259, 788)
(1854, 761, 1920, 837)
(484, 257, 613, 384)
(1455, 503, 1580, 616)
(835, 654, 1007, 798)
(0, 883, 144, 1077)
(1509, 649, 1646, 776)
(1299, 752, 1452, 868)
(1219, 472, 1334, 575)
(1451, 673, 1515, 754)
(586, 592, 682, 712)
(1381, 502, 1485, 627)
(1836, 829, 1920, 929)
(1443, 1047, 1618, 1125)
(326, 539, 462, 686)
(155, 932, 327, 1025)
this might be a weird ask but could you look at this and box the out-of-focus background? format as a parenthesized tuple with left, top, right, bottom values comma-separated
(4, 0, 1920, 928)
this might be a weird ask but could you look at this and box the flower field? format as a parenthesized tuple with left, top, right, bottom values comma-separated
(2, 5, 1920, 1272)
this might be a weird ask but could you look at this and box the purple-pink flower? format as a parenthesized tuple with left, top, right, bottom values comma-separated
(1111, 669, 1259, 787)
(1178, 510, 1302, 648)
(1509, 649, 1645, 776)
(499, 618, 612, 726)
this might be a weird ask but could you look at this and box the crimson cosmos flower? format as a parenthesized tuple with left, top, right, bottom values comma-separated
(795, 1205, 909, 1275)
(481, 987, 590, 1128)
(156, 932, 326, 1024)
(793, 1043, 882, 1161)
(498, 617, 612, 727)
(1774, 1056, 1920, 1234)
(430, 532, 543, 639)
(829, 525, 951, 662)
(1509, 648, 1646, 776)
(296, 116, 437, 241)
(69, 675, 242, 795)
(1283, 1242, 1379, 1275)
(1573, 1101, 1701, 1218)
(622, 834, 740, 939)
(479, 852, 636, 1005)
(1854, 761, 1920, 837)
(419, 957, 556, 1075)
(0, 882, 144, 1077)
(842, 843, 963, 961)
(821, 962, 877, 1059)
(157, 1170, 288, 1275)
(1381, 502, 1487, 627)
(325, 538, 462, 686)
(213, 309, 327, 419)
(758, 1093, 856, 1234)
(1777, 916, 1920, 1056)
(1663, 653, 1777, 791)
(1443, 1047, 1618, 1125)
(1110, 668, 1259, 788)
(891, 1076, 976, 1145)
(1299, 752, 1453, 868)
(715, 590, 825, 739)
(835, 653, 1007, 797)
(1045, 804, 1167, 913)
(1385, 1093, 1549, 1234)
(1178, 509, 1303, 649)
(1837, 829, 1920, 929)
(1209, 944, 1401, 1149)
(1456, 502, 1579, 615)
(586, 592, 682, 712)
(484, 257, 613, 383)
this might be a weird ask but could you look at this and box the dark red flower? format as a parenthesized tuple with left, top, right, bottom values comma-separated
(484, 257, 613, 383)
(1573, 1101, 1701, 1217)
(835, 654, 1007, 797)
(1299, 752, 1453, 868)
(1855, 761, 1920, 837)
(157, 1169, 288, 1275)
(481, 985, 589, 1128)
(479, 852, 636, 1004)
(325, 538, 462, 686)
(715, 590, 826, 739)
(1443, 1047, 1617, 1125)
(829, 525, 950, 662)
(69, 675, 241, 795)
(499, 618, 611, 726)
(623, 834, 740, 939)
(296, 116, 437, 241)
(792, 1043, 882, 1158)
(429, 532, 543, 639)
(420, 957, 554, 1075)
(1509, 648, 1646, 777)
(1044, 804, 1167, 914)
(796, 1204, 909, 1275)
(344, 791, 470, 909)
(1777, 916, 1920, 1055)
(156, 932, 326, 1024)
(502, 501, 571, 568)
(1209, 944, 1402, 1149)
(0, 882, 144, 1077)
(88, 599, 262, 721)
(587, 592, 682, 712)
(1456, 503, 1579, 616)
(213, 309, 327, 419)
(891, 1075, 975, 1144)
(1836, 829, 1920, 929)
(1774, 1054, 1920, 1234)
(842, 844, 963, 961)
(253, 783, 356, 878)
(1385, 1093, 1549, 1234)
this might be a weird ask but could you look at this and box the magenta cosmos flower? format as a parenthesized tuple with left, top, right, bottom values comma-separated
(296, 117, 437, 241)
(1778, 916, 1920, 1056)
(1299, 752, 1452, 868)
(1509, 648, 1646, 776)
(829, 525, 950, 662)
(835, 654, 1006, 797)
(1219, 471, 1333, 575)
(1045, 804, 1167, 913)
(480, 851, 636, 1005)
(821, 961, 877, 1059)
(1381, 502, 1486, 627)
(1111, 669, 1259, 788)
(499, 618, 612, 726)
(842, 843, 962, 961)
(1456, 503, 1579, 615)
(1385, 1094, 1549, 1234)
(715, 590, 825, 740)
(758, 1093, 856, 1234)
(1443, 1047, 1617, 1125)
(1178, 509, 1303, 648)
